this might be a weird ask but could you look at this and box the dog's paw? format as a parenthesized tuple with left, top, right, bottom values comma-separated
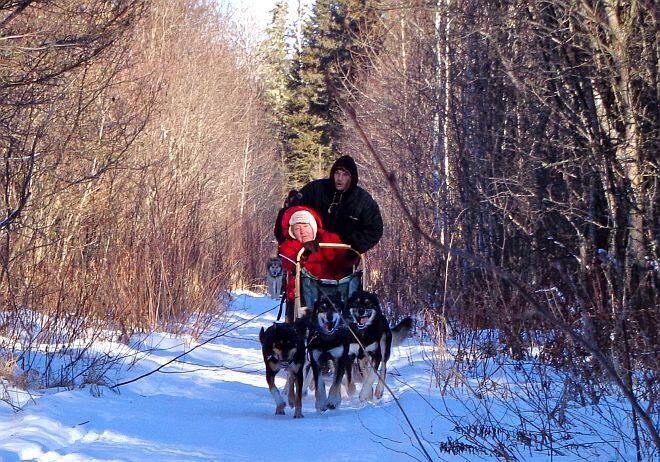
(345, 382, 357, 397)
(293, 409, 304, 419)
(276, 403, 286, 415)
(326, 394, 341, 410)
(359, 387, 373, 402)
(326, 399, 342, 410)
(374, 387, 384, 399)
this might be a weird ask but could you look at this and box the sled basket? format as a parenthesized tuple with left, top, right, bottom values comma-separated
(294, 243, 363, 319)
(299, 268, 362, 315)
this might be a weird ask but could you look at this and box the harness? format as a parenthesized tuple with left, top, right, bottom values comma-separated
(267, 354, 291, 369)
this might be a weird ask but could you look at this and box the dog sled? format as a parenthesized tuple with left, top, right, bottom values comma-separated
(281, 243, 363, 322)
(265, 243, 414, 418)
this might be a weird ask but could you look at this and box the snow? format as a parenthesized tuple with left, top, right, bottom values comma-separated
(0, 292, 645, 461)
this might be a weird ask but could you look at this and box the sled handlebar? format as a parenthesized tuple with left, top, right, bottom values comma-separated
(295, 242, 362, 264)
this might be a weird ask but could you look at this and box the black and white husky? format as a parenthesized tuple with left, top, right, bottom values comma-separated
(266, 257, 283, 299)
(306, 295, 351, 412)
(259, 322, 306, 418)
(345, 290, 413, 401)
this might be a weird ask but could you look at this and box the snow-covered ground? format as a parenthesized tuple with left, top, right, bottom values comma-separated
(0, 292, 644, 461)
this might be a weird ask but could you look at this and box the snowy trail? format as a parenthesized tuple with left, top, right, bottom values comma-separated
(0, 293, 444, 462)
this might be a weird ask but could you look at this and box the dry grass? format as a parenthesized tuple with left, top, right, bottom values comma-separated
(0, 0, 281, 404)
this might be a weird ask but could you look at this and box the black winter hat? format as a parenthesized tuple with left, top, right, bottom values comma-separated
(329, 155, 359, 191)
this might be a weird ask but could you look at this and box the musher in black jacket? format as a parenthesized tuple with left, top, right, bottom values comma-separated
(275, 155, 383, 254)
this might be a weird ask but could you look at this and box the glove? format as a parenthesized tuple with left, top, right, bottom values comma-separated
(284, 189, 303, 208)
(302, 239, 320, 255)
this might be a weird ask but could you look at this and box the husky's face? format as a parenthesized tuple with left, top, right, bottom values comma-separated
(347, 291, 380, 330)
(268, 258, 283, 278)
(314, 297, 343, 335)
(268, 336, 298, 370)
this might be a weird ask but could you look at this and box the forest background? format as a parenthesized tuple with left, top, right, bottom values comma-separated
(0, 0, 657, 458)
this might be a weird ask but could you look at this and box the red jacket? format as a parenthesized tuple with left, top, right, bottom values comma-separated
(278, 206, 354, 300)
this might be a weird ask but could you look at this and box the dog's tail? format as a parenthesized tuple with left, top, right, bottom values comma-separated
(391, 317, 413, 347)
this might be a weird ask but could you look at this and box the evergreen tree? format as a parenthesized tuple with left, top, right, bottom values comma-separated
(261, 0, 291, 159)
(282, 0, 381, 188)
(283, 0, 332, 188)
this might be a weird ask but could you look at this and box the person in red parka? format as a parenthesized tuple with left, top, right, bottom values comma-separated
(278, 206, 354, 322)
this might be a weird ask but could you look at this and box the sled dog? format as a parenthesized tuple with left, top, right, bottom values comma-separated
(259, 322, 305, 418)
(306, 295, 351, 412)
(266, 257, 283, 299)
(345, 290, 413, 401)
